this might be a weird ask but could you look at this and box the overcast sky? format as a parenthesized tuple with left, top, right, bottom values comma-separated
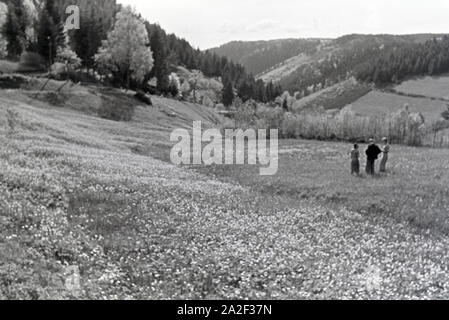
(119, 0, 449, 49)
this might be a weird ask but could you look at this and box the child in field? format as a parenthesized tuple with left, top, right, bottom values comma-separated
(350, 144, 360, 176)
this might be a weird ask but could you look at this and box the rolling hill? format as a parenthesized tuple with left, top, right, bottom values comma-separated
(213, 34, 449, 94)
(349, 90, 448, 122)
(288, 73, 449, 126)
(348, 75, 449, 122)
(394, 76, 449, 100)
(212, 34, 449, 129)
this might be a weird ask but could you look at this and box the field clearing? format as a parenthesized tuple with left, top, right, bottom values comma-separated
(0, 60, 19, 74)
(292, 78, 371, 111)
(2, 89, 449, 299)
(349, 90, 448, 122)
(258, 54, 312, 83)
(193, 139, 449, 234)
(395, 76, 449, 100)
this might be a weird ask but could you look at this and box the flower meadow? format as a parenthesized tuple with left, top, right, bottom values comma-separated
(2, 90, 449, 299)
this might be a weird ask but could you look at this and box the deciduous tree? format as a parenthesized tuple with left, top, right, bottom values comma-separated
(95, 6, 154, 89)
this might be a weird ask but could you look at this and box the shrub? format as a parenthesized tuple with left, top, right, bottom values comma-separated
(134, 90, 152, 106)
(233, 100, 439, 147)
(58, 70, 98, 83)
(32, 92, 67, 106)
(98, 96, 135, 121)
(56, 47, 81, 71)
(17, 52, 46, 73)
(0, 74, 29, 89)
(442, 104, 449, 121)
(6, 108, 19, 134)
(0, 36, 7, 59)
(234, 100, 257, 129)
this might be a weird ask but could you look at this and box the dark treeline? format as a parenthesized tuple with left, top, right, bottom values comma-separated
(145, 23, 282, 102)
(355, 36, 449, 85)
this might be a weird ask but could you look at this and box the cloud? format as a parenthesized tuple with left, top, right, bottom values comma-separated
(364, 5, 381, 31)
(219, 22, 244, 35)
(245, 19, 278, 33)
(120, 0, 449, 49)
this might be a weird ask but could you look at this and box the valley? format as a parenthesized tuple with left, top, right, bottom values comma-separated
(1, 0, 449, 301)
(2, 81, 449, 299)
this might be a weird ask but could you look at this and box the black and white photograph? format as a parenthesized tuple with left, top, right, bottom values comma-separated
(1, 0, 449, 305)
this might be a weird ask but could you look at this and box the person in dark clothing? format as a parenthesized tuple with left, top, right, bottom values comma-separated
(365, 139, 382, 175)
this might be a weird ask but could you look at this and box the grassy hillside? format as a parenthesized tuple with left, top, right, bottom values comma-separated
(259, 53, 315, 83)
(395, 76, 449, 100)
(292, 78, 372, 112)
(0, 60, 19, 74)
(349, 91, 448, 122)
(346, 75, 449, 123)
(195, 139, 449, 235)
(287, 74, 449, 125)
(3, 81, 449, 299)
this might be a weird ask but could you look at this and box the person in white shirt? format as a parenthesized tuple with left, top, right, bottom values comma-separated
(380, 137, 390, 173)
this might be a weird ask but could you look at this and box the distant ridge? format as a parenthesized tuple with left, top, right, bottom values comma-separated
(211, 34, 449, 94)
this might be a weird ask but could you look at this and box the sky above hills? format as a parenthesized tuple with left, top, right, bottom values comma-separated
(119, 0, 449, 49)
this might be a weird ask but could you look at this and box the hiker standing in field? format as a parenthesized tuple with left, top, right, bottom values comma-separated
(380, 137, 390, 173)
(350, 144, 360, 176)
(365, 139, 382, 176)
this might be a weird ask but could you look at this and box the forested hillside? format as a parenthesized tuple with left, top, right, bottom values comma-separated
(0, 0, 281, 105)
(142, 23, 282, 103)
(215, 34, 449, 98)
(210, 38, 322, 75)
(277, 34, 449, 95)
(2, 1, 449, 111)
(355, 36, 449, 85)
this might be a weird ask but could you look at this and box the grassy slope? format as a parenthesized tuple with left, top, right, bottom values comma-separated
(2, 86, 449, 299)
(292, 78, 372, 112)
(350, 90, 448, 122)
(194, 140, 449, 234)
(394, 75, 449, 100)
(0, 60, 19, 74)
(258, 53, 313, 83)
(257, 40, 337, 83)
